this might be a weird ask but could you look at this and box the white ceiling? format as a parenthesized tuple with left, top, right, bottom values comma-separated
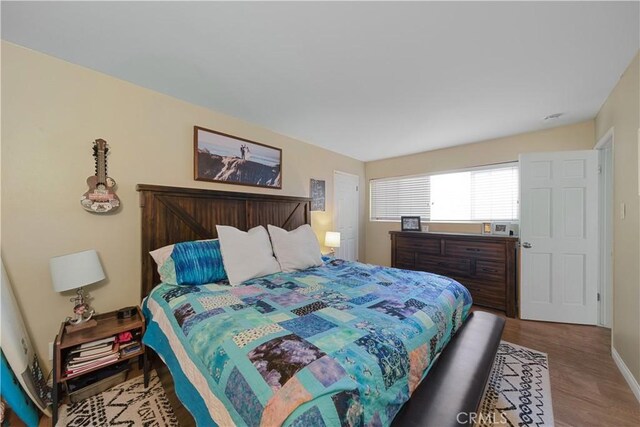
(2, 2, 638, 161)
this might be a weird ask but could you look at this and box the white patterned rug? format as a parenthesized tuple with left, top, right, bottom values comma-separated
(57, 371, 178, 427)
(477, 341, 554, 427)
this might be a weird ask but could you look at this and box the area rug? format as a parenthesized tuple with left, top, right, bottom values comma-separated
(477, 341, 554, 427)
(56, 371, 177, 427)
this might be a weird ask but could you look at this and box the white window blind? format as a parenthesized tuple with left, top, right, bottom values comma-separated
(370, 175, 430, 221)
(370, 163, 519, 222)
(470, 165, 519, 221)
(430, 172, 471, 221)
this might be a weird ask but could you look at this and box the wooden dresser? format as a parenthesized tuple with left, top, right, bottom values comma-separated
(390, 231, 518, 317)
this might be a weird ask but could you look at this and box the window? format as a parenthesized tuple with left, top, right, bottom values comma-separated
(370, 163, 519, 222)
(370, 175, 430, 221)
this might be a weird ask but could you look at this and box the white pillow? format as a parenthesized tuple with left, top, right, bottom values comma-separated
(267, 224, 323, 272)
(149, 244, 175, 269)
(216, 225, 281, 286)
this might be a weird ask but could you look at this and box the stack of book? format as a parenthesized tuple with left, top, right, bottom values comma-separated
(65, 336, 120, 377)
(119, 341, 142, 357)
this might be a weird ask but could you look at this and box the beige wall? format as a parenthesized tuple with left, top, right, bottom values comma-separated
(0, 42, 365, 370)
(595, 52, 640, 383)
(4, 38, 638, 389)
(365, 121, 595, 266)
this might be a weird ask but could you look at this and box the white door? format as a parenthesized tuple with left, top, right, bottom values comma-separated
(520, 151, 599, 324)
(333, 171, 359, 261)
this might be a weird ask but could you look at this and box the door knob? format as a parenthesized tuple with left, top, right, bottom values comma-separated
(522, 242, 532, 248)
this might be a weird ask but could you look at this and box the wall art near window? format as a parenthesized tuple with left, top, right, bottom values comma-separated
(310, 179, 326, 211)
(194, 126, 282, 189)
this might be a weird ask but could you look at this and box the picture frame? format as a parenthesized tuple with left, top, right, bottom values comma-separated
(491, 222, 510, 235)
(194, 126, 282, 189)
(482, 222, 492, 234)
(401, 216, 422, 231)
(310, 179, 325, 211)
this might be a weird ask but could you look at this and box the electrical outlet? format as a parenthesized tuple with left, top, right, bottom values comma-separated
(48, 342, 54, 360)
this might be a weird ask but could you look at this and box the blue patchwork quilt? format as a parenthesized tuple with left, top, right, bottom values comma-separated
(143, 259, 472, 426)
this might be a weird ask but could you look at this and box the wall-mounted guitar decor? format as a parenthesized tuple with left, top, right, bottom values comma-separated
(80, 139, 120, 213)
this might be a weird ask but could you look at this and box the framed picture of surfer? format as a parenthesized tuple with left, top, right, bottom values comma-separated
(194, 126, 282, 189)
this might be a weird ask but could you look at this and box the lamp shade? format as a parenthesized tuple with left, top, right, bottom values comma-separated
(50, 249, 105, 292)
(324, 231, 341, 248)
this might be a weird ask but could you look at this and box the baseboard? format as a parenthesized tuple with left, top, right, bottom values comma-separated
(612, 346, 640, 403)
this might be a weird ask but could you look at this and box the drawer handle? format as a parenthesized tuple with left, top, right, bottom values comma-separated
(481, 268, 498, 273)
(465, 248, 481, 252)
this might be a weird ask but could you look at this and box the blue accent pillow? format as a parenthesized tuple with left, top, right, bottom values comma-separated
(170, 240, 227, 286)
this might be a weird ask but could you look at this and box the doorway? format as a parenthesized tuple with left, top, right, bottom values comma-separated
(333, 171, 359, 261)
(595, 128, 614, 328)
(519, 150, 600, 324)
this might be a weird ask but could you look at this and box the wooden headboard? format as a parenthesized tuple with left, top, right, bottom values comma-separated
(137, 184, 311, 299)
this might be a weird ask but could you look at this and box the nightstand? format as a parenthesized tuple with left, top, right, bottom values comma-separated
(52, 306, 147, 425)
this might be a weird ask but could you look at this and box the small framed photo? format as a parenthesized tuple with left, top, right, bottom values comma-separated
(491, 222, 509, 235)
(401, 216, 422, 231)
(482, 222, 492, 234)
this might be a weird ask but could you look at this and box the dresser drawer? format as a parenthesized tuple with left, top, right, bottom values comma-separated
(475, 260, 505, 281)
(395, 262, 416, 270)
(395, 249, 416, 267)
(469, 292, 506, 311)
(455, 277, 505, 294)
(417, 254, 471, 277)
(396, 236, 440, 255)
(459, 278, 506, 309)
(444, 240, 505, 261)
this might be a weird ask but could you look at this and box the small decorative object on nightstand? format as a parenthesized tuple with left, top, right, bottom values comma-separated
(51, 306, 147, 426)
(117, 306, 137, 319)
(324, 231, 341, 256)
(50, 249, 105, 333)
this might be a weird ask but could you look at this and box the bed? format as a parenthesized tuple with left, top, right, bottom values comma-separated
(137, 184, 505, 427)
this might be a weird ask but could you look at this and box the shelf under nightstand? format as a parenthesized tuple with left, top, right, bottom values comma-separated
(52, 306, 147, 425)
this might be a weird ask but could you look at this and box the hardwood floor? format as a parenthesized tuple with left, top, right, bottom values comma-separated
(36, 307, 639, 426)
(477, 307, 640, 427)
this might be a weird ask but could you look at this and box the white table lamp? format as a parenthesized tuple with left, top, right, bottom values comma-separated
(50, 249, 105, 330)
(324, 231, 341, 256)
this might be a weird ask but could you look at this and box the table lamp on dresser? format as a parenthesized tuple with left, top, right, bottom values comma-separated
(50, 249, 105, 333)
